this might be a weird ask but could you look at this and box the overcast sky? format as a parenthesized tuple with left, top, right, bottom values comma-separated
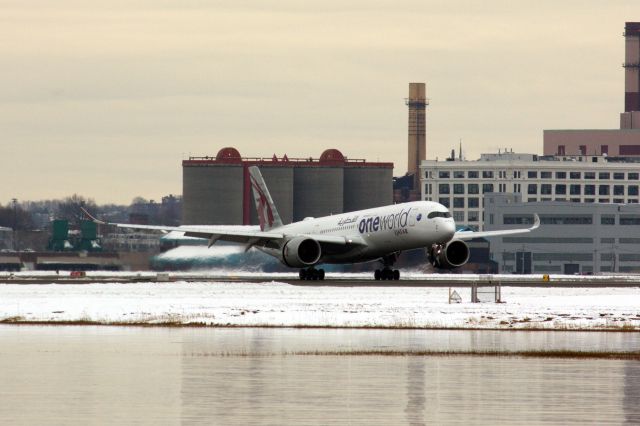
(1, 1, 637, 204)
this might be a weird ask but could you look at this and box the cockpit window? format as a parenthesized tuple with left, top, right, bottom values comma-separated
(427, 211, 451, 219)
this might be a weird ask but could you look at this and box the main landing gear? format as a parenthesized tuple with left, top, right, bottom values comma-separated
(374, 268, 400, 281)
(299, 267, 325, 281)
(374, 253, 401, 281)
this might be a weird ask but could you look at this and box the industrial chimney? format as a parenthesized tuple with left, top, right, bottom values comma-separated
(621, 22, 640, 128)
(406, 83, 428, 189)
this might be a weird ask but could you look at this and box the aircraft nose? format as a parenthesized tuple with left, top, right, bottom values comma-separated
(441, 220, 456, 241)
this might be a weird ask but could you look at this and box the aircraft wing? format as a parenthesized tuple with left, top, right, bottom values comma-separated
(454, 213, 540, 241)
(81, 208, 364, 247)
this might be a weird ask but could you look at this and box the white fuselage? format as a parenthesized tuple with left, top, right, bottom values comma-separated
(258, 201, 456, 265)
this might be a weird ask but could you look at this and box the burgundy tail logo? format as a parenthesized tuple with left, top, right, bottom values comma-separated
(250, 175, 274, 230)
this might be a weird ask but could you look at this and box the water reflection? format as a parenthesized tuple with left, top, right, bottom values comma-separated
(0, 326, 638, 425)
(624, 360, 640, 425)
(405, 357, 426, 426)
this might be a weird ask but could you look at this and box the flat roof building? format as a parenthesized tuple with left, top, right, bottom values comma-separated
(485, 193, 640, 275)
(421, 152, 640, 231)
(544, 22, 640, 157)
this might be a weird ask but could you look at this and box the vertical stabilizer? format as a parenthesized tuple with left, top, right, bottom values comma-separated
(248, 166, 283, 231)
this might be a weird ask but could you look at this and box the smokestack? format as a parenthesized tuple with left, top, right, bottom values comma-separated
(624, 22, 640, 113)
(406, 83, 428, 189)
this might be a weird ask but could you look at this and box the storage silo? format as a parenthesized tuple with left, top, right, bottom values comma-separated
(249, 165, 294, 225)
(182, 148, 244, 225)
(343, 165, 393, 212)
(293, 166, 343, 222)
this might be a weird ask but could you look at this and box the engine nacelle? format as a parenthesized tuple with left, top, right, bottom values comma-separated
(428, 240, 470, 270)
(282, 237, 322, 268)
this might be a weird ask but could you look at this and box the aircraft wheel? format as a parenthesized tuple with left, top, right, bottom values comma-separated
(299, 269, 306, 280)
(374, 269, 381, 280)
(319, 269, 325, 280)
(393, 270, 400, 281)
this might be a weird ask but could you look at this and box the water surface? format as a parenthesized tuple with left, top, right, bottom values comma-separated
(0, 326, 638, 425)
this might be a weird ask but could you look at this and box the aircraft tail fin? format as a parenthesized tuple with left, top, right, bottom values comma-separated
(248, 166, 283, 231)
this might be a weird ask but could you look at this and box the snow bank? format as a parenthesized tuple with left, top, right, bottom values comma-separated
(0, 281, 639, 330)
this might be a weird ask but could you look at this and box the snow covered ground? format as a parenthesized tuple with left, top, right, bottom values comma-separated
(0, 281, 639, 330)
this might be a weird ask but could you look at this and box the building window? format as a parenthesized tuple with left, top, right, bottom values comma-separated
(439, 198, 450, 208)
(599, 172, 610, 180)
(584, 172, 595, 179)
(468, 211, 479, 222)
(569, 184, 581, 195)
(453, 211, 464, 222)
(555, 184, 566, 195)
(541, 171, 552, 179)
(527, 198, 538, 202)
(599, 185, 610, 195)
(629, 185, 639, 196)
(539, 215, 593, 225)
(570, 171, 581, 179)
(527, 171, 537, 179)
(584, 185, 596, 195)
(541, 184, 552, 195)
(570, 198, 580, 202)
(482, 171, 494, 178)
(454, 171, 465, 178)
(439, 171, 450, 178)
(585, 198, 595, 203)
(579, 145, 587, 155)
(614, 172, 625, 180)
(527, 184, 537, 194)
(468, 184, 479, 194)
(614, 185, 625, 196)
(453, 184, 465, 194)
(620, 215, 640, 225)
(468, 171, 479, 178)
(629, 172, 639, 180)
(599, 198, 610, 203)
(482, 183, 494, 193)
(614, 198, 625, 204)
(439, 184, 450, 194)
(453, 198, 465, 208)
(468, 198, 479, 208)
(620, 145, 640, 155)
(601, 145, 609, 155)
(555, 171, 566, 179)
(558, 145, 565, 155)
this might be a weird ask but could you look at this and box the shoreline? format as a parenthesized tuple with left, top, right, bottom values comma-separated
(1, 319, 639, 332)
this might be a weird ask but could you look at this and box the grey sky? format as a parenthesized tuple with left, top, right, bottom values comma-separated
(1, 1, 637, 203)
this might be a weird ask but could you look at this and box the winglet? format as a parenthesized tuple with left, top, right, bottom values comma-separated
(248, 166, 283, 231)
(531, 213, 540, 231)
(80, 207, 107, 225)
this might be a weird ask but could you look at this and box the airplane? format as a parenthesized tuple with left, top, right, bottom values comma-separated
(82, 166, 539, 280)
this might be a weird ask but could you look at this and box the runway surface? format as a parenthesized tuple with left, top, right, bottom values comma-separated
(2, 271, 640, 287)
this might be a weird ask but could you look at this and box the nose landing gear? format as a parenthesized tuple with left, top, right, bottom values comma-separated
(299, 267, 325, 280)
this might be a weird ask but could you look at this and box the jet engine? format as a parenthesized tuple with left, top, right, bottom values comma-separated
(282, 237, 322, 268)
(428, 240, 470, 270)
